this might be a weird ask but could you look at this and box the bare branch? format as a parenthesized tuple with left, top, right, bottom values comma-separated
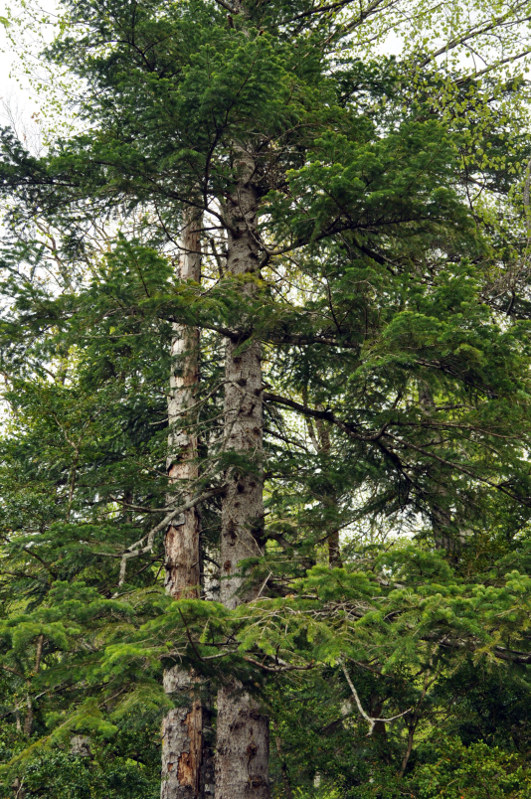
(211, 0, 238, 12)
(340, 659, 411, 735)
(113, 486, 225, 593)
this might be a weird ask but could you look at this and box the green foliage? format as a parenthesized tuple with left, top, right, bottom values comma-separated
(5, 749, 159, 799)
(0, 0, 530, 796)
(411, 736, 529, 799)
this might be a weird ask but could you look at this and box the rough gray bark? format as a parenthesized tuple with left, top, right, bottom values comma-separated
(215, 684, 270, 799)
(215, 149, 270, 799)
(161, 208, 211, 799)
(70, 735, 93, 758)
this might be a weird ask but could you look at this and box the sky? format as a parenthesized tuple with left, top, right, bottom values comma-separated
(0, 3, 37, 118)
(0, 0, 65, 149)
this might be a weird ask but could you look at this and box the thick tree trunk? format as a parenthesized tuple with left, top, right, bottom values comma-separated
(215, 152, 270, 799)
(215, 685, 269, 799)
(161, 673, 203, 799)
(161, 208, 211, 799)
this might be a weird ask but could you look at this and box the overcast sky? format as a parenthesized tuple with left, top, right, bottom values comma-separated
(0, 3, 37, 115)
(0, 0, 65, 147)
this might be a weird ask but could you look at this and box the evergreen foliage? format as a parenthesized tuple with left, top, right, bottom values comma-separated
(0, 1, 529, 797)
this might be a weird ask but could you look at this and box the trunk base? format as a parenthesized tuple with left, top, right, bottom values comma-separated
(161, 668, 203, 799)
(215, 681, 269, 799)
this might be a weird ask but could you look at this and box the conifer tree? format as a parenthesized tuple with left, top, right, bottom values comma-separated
(162, 207, 211, 798)
(0, 2, 530, 798)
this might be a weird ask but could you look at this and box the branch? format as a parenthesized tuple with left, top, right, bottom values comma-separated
(493, 646, 530, 664)
(386, 431, 530, 505)
(108, 495, 176, 513)
(292, 0, 355, 21)
(265, 393, 529, 506)
(419, 8, 531, 68)
(211, 0, 238, 11)
(113, 486, 225, 593)
(264, 391, 388, 441)
(340, 659, 411, 735)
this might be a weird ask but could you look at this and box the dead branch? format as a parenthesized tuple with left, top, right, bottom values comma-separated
(113, 486, 225, 593)
(340, 659, 411, 735)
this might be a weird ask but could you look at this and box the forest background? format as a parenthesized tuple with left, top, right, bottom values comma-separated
(0, 1, 530, 798)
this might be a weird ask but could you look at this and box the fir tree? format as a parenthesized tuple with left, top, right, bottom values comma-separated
(0, 2, 530, 798)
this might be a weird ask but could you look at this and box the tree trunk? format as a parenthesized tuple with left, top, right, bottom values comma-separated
(24, 633, 44, 738)
(164, 207, 201, 602)
(215, 685, 269, 799)
(215, 151, 270, 799)
(161, 207, 209, 799)
(305, 408, 342, 568)
(418, 382, 459, 558)
(314, 418, 342, 568)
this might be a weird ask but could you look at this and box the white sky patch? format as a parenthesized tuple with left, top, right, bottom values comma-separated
(0, 0, 82, 150)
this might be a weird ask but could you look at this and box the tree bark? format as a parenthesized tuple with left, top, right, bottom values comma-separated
(418, 382, 459, 558)
(161, 207, 211, 799)
(215, 150, 270, 799)
(164, 208, 201, 602)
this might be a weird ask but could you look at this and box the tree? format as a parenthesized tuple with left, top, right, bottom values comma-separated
(0, 1, 530, 798)
(161, 206, 212, 799)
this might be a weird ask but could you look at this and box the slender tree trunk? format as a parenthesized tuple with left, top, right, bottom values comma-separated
(418, 382, 458, 558)
(161, 207, 212, 799)
(23, 633, 43, 738)
(305, 407, 342, 568)
(164, 209, 201, 601)
(314, 418, 342, 568)
(215, 151, 270, 799)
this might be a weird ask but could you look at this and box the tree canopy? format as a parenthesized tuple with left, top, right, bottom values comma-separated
(0, 1, 529, 798)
